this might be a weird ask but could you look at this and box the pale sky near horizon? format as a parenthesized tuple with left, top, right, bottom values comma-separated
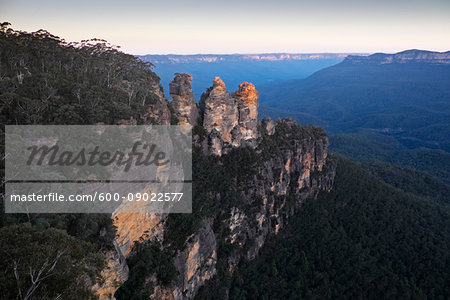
(1, 0, 449, 55)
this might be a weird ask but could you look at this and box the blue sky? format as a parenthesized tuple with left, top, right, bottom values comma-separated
(1, 0, 449, 54)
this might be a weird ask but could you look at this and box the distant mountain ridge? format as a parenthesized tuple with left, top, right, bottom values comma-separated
(139, 53, 364, 64)
(259, 49, 450, 151)
(345, 49, 450, 65)
(139, 54, 354, 99)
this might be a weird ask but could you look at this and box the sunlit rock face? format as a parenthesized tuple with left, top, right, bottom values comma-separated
(199, 77, 260, 155)
(152, 220, 217, 300)
(92, 241, 129, 300)
(169, 73, 199, 127)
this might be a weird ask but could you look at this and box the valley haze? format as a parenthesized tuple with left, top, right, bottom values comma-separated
(140, 52, 366, 99)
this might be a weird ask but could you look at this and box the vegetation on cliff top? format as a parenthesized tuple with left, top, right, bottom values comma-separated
(0, 22, 161, 125)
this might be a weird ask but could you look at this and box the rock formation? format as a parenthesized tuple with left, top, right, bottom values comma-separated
(199, 77, 239, 155)
(199, 77, 260, 155)
(262, 117, 275, 135)
(149, 119, 335, 299)
(169, 75, 260, 155)
(95, 74, 336, 300)
(92, 242, 129, 299)
(169, 73, 199, 126)
(234, 82, 259, 146)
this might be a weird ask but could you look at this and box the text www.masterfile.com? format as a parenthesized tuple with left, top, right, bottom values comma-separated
(9, 192, 184, 202)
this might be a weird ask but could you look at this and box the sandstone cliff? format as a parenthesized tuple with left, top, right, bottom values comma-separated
(149, 118, 335, 299)
(95, 75, 335, 300)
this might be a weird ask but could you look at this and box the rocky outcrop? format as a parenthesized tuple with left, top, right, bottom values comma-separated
(222, 119, 333, 267)
(170, 73, 199, 126)
(150, 119, 335, 299)
(114, 212, 165, 256)
(262, 117, 275, 136)
(234, 82, 259, 147)
(166, 74, 260, 155)
(95, 74, 336, 300)
(199, 77, 260, 155)
(199, 77, 239, 155)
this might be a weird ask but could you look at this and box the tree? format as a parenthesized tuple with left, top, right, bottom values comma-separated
(0, 225, 105, 299)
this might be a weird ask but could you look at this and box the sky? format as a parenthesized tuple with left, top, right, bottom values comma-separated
(1, 0, 449, 55)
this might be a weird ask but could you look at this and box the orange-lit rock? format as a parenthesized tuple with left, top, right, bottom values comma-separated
(92, 242, 129, 300)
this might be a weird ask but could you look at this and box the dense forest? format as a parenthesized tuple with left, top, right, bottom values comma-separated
(329, 129, 450, 200)
(214, 156, 450, 300)
(0, 23, 166, 299)
(0, 22, 163, 125)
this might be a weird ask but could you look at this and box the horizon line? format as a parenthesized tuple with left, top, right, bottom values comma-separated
(135, 49, 450, 56)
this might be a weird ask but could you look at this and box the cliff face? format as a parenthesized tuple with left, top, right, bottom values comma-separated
(151, 119, 335, 299)
(145, 81, 172, 125)
(92, 241, 129, 298)
(96, 74, 335, 300)
(152, 219, 217, 299)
